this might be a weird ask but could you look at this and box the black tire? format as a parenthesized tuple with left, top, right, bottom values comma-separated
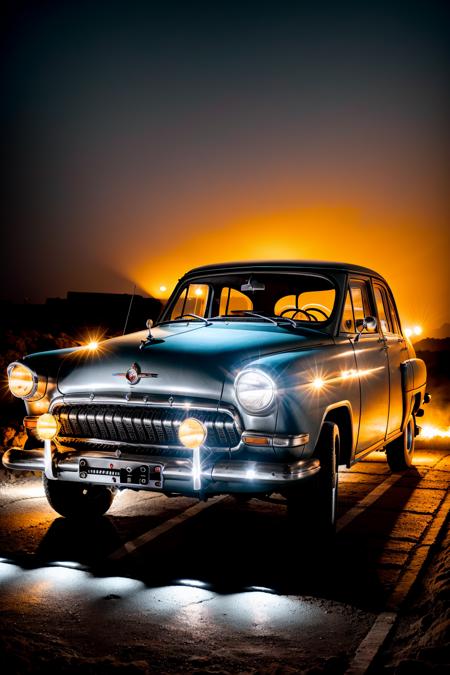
(386, 416, 415, 471)
(43, 476, 115, 518)
(287, 421, 339, 536)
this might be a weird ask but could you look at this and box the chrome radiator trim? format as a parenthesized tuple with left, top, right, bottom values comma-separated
(51, 402, 241, 451)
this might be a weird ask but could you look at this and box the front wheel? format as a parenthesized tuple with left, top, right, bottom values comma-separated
(386, 416, 415, 471)
(43, 477, 115, 518)
(287, 421, 339, 536)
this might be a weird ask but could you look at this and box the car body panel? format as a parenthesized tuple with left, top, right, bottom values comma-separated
(5, 260, 428, 498)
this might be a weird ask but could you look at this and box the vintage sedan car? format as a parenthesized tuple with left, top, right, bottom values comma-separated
(4, 261, 430, 532)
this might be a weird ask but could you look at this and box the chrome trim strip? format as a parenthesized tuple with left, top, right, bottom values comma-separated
(2, 447, 320, 485)
(50, 395, 240, 421)
(56, 436, 236, 453)
(210, 458, 320, 483)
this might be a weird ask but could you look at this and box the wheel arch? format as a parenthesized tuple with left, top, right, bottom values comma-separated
(320, 402, 354, 467)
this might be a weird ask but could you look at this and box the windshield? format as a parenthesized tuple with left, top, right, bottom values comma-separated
(162, 272, 337, 325)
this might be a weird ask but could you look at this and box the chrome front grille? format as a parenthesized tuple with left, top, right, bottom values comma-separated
(55, 404, 241, 451)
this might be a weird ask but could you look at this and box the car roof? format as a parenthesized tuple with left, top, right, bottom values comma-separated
(183, 260, 386, 280)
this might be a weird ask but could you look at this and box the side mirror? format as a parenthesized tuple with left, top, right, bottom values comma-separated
(364, 316, 377, 332)
(354, 315, 377, 342)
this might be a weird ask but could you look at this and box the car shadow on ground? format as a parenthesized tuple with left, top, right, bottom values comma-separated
(31, 468, 422, 611)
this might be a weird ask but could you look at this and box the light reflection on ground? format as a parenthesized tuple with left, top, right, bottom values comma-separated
(0, 560, 318, 632)
(0, 482, 45, 500)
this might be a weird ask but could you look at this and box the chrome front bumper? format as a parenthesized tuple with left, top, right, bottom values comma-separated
(2, 444, 320, 493)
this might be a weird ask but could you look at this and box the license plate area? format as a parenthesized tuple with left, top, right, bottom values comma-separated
(79, 457, 163, 488)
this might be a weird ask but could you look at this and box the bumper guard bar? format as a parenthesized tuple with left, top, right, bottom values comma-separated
(2, 446, 320, 486)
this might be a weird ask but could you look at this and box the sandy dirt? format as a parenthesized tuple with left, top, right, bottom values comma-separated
(378, 521, 449, 674)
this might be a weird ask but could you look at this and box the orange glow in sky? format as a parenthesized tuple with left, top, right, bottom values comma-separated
(116, 206, 449, 334)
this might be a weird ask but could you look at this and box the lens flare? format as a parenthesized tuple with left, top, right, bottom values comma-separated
(420, 424, 450, 439)
(312, 377, 325, 390)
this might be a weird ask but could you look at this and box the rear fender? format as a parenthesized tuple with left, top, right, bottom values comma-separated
(401, 358, 427, 430)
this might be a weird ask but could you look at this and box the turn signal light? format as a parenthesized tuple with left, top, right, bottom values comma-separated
(243, 435, 271, 446)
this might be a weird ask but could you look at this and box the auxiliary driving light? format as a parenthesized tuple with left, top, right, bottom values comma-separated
(178, 418, 207, 449)
(178, 418, 207, 492)
(36, 413, 59, 441)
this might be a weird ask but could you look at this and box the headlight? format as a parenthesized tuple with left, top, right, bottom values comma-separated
(7, 363, 37, 399)
(36, 413, 59, 441)
(178, 418, 207, 448)
(235, 369, 276, 413)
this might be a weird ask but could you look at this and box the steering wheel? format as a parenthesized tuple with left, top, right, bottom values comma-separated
(300, 305, 329, 320)
(280, 307, 312, 321)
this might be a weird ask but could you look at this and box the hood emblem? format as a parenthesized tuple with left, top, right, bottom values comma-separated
(113, 363, 159, 385)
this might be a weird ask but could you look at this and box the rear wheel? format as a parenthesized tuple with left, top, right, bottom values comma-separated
(43, 477, 115, 518)
(386, 416, 415, 471)
(287, 421, 339, 536)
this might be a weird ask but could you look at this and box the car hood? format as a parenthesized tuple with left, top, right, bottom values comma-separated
(56, 322, 332, 400)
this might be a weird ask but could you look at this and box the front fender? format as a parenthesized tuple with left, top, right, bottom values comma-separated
(232, 342, 360, 459)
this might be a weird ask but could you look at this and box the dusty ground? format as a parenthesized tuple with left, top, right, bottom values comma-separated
(377, 521, 449, 674)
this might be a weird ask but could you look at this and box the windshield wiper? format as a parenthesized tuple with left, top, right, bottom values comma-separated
(241, 311, 278, 324)
(271, 315, 297, 327)
(156, 314, 212, 327)
(209, 311, 298, 327)
(240, 311, 298, 327)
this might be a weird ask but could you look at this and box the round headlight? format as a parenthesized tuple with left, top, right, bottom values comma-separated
(235, 370, 276, 413)
(7, 363, 36, 399)
(36, 413, 59, 441)
(178, 417, 207, 449)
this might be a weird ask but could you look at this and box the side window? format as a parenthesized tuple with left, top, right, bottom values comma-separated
(350, 286, 366, 330)
(386, 293, 401, 335)
(340, 290, 355, 333)
(219, 288, 253, 315)
(170, 284, 209, 319)
(374, 285, 392, 334)
(349, 280, 376, 333)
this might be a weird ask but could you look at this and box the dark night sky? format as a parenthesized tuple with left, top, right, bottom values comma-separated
(1, 0, 449, 331)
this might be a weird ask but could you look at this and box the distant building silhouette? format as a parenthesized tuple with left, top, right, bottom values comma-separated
(0, 291, 163, 337)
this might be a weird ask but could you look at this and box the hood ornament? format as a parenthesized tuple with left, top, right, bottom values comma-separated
(113, 362, 158, 385)
(140, 319, 153, 349)
(140, 319, 165, 349)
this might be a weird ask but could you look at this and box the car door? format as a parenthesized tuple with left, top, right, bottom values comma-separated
(348, 277, 390, 453)
(372, 281, 407, 437)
